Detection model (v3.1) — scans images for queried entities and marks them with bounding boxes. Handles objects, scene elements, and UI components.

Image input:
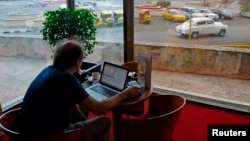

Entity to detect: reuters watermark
[208,124,250,141]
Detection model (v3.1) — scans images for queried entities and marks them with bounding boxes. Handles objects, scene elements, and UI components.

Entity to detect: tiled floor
[0,57,249,113]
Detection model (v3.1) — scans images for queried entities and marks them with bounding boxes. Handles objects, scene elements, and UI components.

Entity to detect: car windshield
[205,10,213,13]
[190,9,200,13]
[171,11,179,14]
[220,10,227,14]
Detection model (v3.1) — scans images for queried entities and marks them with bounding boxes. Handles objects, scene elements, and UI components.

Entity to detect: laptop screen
[99,62,129,91]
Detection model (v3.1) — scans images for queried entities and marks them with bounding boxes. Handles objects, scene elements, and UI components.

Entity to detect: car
[179,7,205,18]
[178,10,191,19]
[241,11,250,18]
[80,1,97,7]
[175,17,228,38]
[162,9,186,22]
[27,0,46,7]
[77,3,95,10]
[210,9,234,20]
[59,2,81,9]
[60,2,94,11]
[199,9,219,20]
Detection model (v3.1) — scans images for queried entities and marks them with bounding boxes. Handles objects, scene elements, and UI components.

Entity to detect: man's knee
[98,116,111,130]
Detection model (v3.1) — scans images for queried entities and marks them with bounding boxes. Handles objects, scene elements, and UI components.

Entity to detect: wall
[134,42,250,80]
[1,36,250,80]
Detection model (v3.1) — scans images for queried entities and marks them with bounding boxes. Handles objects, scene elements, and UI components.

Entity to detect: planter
[74,61,101,83]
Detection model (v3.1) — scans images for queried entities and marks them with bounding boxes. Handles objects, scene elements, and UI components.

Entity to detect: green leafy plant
[41,8,98,55]
[156,0,171,8]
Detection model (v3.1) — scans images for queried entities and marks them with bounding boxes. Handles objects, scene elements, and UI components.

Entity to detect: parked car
[210,9,234,20]
[162,9,186,22]
[59,2,81,9]
[77,3,95,10]
[241,11,250,18]
[178,10,191,19]
[175,17,228,38]
[179,7,205,18]
[27,0,46,7]
[81,1,97,7]
[199,9,219,20]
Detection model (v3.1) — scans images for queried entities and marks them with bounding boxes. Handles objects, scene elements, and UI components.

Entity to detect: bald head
[53,39,84,70]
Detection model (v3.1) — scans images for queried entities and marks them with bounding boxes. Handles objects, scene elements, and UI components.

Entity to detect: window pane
[0,0,124,108]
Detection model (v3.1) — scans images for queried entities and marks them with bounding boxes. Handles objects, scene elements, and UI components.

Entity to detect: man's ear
[77,59,82,68]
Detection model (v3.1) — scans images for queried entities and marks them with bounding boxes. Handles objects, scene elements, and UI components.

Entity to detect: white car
[199,9,219,20]
[77,3,94,10]
[27,0,46,7]
[80,1,97,7]
[175,17,228,38]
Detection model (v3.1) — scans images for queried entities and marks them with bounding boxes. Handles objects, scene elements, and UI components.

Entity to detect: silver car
[200,9,219,20]
[179,7,205,18]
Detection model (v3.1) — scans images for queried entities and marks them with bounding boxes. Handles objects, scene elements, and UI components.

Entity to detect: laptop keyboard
[90,85,117,97]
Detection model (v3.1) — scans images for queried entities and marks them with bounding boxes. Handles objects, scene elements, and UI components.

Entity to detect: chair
[121,61,138,73]
[0,108,86,141]
[114,94,186,141]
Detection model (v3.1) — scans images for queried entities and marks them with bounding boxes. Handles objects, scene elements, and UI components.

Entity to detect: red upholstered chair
[121,61,138,73]
[0,108,86,141]
[115,94,186,141]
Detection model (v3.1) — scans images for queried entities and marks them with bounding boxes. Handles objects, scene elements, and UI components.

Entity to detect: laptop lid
[99,62,129,91]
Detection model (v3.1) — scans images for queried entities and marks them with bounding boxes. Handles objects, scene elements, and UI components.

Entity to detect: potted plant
[40,8,101,82]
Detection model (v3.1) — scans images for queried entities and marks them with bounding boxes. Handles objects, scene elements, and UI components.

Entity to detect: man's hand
[121,86,141,99]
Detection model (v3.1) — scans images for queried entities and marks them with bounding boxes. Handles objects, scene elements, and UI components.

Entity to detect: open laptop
[85,62,129,101]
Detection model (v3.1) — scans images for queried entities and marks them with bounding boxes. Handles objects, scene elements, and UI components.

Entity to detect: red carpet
[171,101,250,141]
[1,101,249,141]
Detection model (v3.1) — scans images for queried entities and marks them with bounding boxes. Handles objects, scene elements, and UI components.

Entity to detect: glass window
[0,0,125,108]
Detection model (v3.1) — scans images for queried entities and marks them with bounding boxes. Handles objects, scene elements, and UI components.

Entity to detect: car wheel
[218,29,226,37]
[172,18,175,22]
[192,32,199,38]
[221,16,225,20]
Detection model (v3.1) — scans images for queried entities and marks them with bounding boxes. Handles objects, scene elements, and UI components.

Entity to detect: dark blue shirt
[19,65,89,135]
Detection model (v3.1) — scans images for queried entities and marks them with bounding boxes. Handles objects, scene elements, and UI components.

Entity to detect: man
[18,39,140,141]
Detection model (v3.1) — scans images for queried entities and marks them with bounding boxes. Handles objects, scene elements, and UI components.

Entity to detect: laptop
[85,62,129,101]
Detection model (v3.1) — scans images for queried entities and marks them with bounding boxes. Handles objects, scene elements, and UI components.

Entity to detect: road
[133,16,250,45]
[0,0,250,45]
[95,15,250,45]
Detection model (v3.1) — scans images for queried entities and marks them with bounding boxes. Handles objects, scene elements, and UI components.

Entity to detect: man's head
[53,39,84,71]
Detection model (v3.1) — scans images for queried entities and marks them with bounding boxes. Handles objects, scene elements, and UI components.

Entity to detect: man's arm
[79,86,140,115]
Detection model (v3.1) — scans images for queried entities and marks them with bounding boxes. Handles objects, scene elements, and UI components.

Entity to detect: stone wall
[134,42,250,80]
[1,36,250,79]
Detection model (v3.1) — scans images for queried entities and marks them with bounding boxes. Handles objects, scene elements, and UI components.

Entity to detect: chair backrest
[0,108,86,141]
[121,61,138,73]
[116,94,186,141]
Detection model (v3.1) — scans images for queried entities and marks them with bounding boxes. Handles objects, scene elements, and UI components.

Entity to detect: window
[0,0,125,108]
[207,20,214,24]
[197,21,206,25]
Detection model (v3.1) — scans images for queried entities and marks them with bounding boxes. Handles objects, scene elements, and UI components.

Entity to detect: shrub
[156,0,171,8]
